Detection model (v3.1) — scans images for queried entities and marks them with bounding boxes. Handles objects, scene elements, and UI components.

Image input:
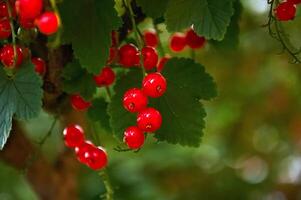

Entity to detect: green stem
[99,170,114,200]
[48,0,62,48]
[190,49,196,60]
[5,0,17,67]
[154,24,165,57]
[125,0,146,77]
[105,87,112,102]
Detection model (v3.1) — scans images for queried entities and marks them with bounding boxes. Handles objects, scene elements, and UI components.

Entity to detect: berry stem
[99,170,114,200]
[105,86,112,102]
[125,0,146,77]
[5,0,17,67]
[190,48,196,60]
[154,24,165,56]
[48,0,62,48]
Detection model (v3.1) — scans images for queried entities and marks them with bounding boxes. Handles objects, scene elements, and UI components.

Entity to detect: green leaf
[210,0,242,50]
[87,98,111,132]
[108,59,217,147]
[108,69,142,140]
[165,0,234,40]
[62,59,96,100]
[59,0,122,74]
[0,63,43,149]
[136,0,169,19]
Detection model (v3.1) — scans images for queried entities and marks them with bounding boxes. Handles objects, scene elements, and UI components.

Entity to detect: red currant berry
[0,19,11,39]
[288,0,301,5]
[142,73,167,98]
[170,32,186,52]
[75,141,94,164]
[186,28,206,49]
[19,16,34,29]
[142,46,158,70]
[35,11,59,35]
[123,88,148,113]
[86,146,108,170]
[0,44,23,68]
[63,124,85,148]
[0,1,16,19]
[15,0,43,20]
[137,107,162,132]
[118,43,140,67]
[70,94,91,111]
[94,66,115,87]
[31,57,46,76]
[123,126,145,149]
[143,29,158,47]
[157,55,171,72]
[275,2,296,21]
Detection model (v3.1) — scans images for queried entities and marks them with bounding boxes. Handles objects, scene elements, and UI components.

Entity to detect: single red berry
[143,29,158,47]
[0,1,16,19]
[123,126,145,149]
[118,43,140,67]
[142,73,167,98]
[186,28,206,49]
[94,66,115,87]
[15,0,43,20]
[0,19,11,39]
[170,32,186,52]
[31,57,46,76]
[0,44,23,67]
[63,124,85,148]
[142,46,158,70]
[86,146,108,170]
[157,55,171,72]
[137,107,162,132]
[35,11,59,35]
[75,141,94,164]
[19,16,35,29]
[70,94,91,111]
[123,88,148,113]
[275,2,296,21]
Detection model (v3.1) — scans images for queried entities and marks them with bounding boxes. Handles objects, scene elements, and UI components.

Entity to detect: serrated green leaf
[87,98,111,132]
[165,0,234,40]
[59,0,122,74]
[108,59,217,147]
[210,0,242,50]
[0,63,43,149]
[62,59,96,99]
[136,0,169,19]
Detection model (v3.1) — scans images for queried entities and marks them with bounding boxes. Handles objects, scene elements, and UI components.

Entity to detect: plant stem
[5,0,17,67]
[99,170,114,200]
[48,0,62,48]
[105,86,112,102]
[125,0,146,77]
[154,24,165,56]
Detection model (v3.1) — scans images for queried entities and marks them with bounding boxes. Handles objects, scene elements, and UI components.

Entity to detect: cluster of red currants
[63,124,108,170]
[169,28,206,52]
[275,0,301,21]
[0,0,59,74]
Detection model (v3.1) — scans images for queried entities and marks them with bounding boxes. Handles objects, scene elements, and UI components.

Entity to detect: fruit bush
[1,0,301,199]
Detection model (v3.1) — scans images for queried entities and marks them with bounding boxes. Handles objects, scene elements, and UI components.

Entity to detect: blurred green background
[2,0,301,199]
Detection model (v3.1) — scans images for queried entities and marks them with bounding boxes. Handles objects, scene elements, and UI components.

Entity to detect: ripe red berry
[157,55,171,72]
[142,46,158,70]
[15,0,43,20]
[142,73,167,98]
[31,57,46,76]
[63,124,85,148]
[0,1,16,19]
[288,0,301,4]
[275,2,296,21]
[0,19,11,39]
[86,146,108,170]
[35,11,59,35]
[137,107,162,132]
[70,94,91,111]
[118,43,140,67]
[170,32,186,52]
[123,126,145,149]
[186,29,206,49]
[143,29,158,47]
[19,16,34,29]
[0,44,23,67]
[123,88,148,113]
[75,141,94,164]
[94,66,115,87]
